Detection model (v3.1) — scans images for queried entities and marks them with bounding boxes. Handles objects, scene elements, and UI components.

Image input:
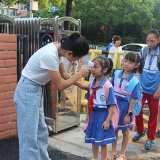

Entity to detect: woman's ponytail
[60,32,89,57]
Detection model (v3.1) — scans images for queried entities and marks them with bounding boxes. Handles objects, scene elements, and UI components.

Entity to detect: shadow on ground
[0,136,88,160]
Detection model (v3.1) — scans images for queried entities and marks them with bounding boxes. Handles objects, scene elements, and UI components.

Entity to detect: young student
[108,52,142,160]
[14,33,90,160]
[105,35,117,58]
[85,56,116,160]
[108,36,123,69]
[132,29,160,150]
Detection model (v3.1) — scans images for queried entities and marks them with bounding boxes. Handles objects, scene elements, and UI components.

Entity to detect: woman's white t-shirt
[108,46,123,63]
[22,43,61,85]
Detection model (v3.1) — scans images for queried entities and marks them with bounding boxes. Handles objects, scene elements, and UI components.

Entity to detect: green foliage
[2,0,160,45]
[0,0,15,7]
[152,0,160,29]
[72,0,155,44]
[25,6,66,18]
[0,0,66,9]
[121,36,136,45]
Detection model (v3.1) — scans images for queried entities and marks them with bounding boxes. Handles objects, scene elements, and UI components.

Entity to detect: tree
[72,0,155,43]
[0,0,66,9]
[1,0,73,30]
[64,0,72,30]
[152,0,160,30]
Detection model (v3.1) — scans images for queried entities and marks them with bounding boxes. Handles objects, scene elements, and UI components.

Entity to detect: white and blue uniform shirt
[85,76,116,108]
[140,46,160,95]
[110,70,138,101]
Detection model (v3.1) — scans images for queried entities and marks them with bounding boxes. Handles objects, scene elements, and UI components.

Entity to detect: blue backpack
[114,70,142,116]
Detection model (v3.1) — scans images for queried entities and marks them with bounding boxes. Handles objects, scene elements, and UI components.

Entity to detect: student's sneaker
[145,139,154,150]
[132,130,146,142]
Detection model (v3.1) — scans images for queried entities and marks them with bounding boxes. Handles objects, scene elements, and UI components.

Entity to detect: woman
[14,33,90,160]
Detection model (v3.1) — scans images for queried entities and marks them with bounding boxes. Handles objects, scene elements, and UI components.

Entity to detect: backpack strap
[89,80,111,101]
[114,70,121,81]
[157,46,160,70]
[142,46,148,62]
[89,81,93,88]
[142,46,160,70]
[104,80,111,102]
[127,76,139,102]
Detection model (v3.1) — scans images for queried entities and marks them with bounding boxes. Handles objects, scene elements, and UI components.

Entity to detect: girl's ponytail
[138,56,143,75]
[106,58,113,75]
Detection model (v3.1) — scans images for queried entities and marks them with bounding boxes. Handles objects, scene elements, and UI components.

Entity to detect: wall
[0,33,17,140]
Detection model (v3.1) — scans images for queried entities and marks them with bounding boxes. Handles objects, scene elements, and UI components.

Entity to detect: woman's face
[66,52,80,62]
[115,40,121,46]
[146,33,159,50]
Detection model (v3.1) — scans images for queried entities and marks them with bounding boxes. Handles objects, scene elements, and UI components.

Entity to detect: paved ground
[47,103,160,160]
[1,54,160,160]
[0,136,88,160]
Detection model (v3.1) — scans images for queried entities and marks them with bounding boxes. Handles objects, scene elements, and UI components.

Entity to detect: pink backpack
[88,80,119,130]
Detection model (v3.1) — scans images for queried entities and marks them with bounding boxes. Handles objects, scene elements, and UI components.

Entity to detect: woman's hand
[102,120,110,130]
[123,114,130,124]
[80,84,90,90]
[79,66,90,77]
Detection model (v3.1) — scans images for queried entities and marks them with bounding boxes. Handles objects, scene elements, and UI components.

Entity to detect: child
[108,52,142,160]
[85,56,116,160]
[132,29,160,150]
[108,36,123,69]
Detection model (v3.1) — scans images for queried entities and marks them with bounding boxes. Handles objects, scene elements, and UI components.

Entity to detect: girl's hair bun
[69,32,80,39]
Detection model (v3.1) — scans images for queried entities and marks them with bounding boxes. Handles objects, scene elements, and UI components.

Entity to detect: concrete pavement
[48,114,160,160]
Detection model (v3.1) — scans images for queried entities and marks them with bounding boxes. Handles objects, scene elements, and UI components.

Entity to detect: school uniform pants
[14,76,51,160]
[135,92,159,140]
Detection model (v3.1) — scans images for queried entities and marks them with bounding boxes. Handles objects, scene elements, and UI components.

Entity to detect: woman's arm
[47,64,89,91]
[59,62,82,87]
[59,62,89,90]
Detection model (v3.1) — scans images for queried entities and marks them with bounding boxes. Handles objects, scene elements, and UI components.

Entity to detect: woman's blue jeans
[14,76,51,160]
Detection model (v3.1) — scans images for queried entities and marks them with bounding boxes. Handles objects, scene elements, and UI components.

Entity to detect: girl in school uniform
[85,56,116,160]
[108,52,143,160]
[132,29,160,150]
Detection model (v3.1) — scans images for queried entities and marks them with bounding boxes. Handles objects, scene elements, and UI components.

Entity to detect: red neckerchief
[88,86,100,114]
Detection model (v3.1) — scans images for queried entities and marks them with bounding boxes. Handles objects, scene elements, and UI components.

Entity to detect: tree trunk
[64,0,73,30]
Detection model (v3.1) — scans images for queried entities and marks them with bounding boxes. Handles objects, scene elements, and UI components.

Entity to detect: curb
[126,150,160,160]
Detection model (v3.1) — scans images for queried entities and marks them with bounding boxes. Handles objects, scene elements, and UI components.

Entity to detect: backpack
[114,70,142,116]
[142,46,160,70]
[88,80,120,130]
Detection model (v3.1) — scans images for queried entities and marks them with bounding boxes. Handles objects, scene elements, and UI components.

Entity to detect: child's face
[91,60,103,77]
[146,33,159,50]
[123,58,138,72]
[115,40,121,46]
